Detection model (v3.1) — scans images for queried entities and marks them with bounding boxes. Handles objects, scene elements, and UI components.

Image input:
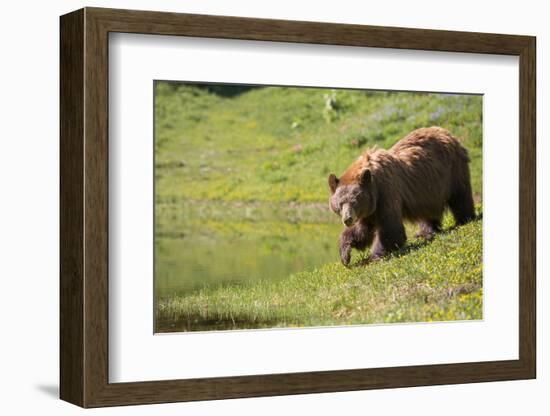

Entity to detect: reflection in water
[155,221,341,300]
[154,200,343,331]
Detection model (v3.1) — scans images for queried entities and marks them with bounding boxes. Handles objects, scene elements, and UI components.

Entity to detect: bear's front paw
[369,245,385,262]
[415,230,435,240]
[339,243,352,267]
[369,253,383,262]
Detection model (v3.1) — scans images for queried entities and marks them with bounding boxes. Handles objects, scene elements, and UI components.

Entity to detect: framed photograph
[60,7,536,408]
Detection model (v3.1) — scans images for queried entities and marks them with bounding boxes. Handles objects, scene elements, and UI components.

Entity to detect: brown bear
[328,126,475,266]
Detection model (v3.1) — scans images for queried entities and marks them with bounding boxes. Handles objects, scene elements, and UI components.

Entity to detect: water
[155,218,342,300]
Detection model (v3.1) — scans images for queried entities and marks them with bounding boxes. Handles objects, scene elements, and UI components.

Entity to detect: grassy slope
[155,84,482,205]
[157,215,482,331]
[155,83,483,331]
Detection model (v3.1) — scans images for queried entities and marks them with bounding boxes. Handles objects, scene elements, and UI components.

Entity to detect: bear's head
[328,169,377,227]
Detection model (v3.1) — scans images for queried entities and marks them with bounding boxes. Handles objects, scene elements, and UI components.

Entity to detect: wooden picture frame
[60,7,536,408]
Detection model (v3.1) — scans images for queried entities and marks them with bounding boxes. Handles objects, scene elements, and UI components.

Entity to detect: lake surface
[155,221,341,299]
[154,201,342,317]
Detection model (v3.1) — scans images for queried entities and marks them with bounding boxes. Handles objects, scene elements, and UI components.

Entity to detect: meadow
[154,82,483,332]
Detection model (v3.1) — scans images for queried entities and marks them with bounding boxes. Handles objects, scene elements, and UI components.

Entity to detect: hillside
[154,83,483,332]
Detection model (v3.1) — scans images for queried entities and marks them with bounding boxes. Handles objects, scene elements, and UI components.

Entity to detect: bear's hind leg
[448,157,475,225]
[448,181,475,226]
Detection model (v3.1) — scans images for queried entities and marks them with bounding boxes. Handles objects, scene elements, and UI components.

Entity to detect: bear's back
[386,126,469,220]
[390,126,466,163]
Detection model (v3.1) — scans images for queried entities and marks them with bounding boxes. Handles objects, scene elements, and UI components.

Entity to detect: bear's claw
[340,244,351,267]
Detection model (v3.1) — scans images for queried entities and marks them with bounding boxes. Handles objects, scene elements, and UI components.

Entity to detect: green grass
[157,212,482,332]
[154,83,483,332]
[155,84,482,204]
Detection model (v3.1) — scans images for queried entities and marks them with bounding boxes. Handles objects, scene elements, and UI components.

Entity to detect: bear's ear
[360,169,372,186]
[328,173,339,194]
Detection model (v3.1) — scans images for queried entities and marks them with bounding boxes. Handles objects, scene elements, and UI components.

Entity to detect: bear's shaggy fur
[328,126,475,266]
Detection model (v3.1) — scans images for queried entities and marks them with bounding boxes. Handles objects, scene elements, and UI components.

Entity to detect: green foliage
[155,84,483,204]
[154,83,483,332]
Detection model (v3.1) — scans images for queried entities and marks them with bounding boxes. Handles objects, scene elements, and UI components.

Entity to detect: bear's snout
[341,203,356,227]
